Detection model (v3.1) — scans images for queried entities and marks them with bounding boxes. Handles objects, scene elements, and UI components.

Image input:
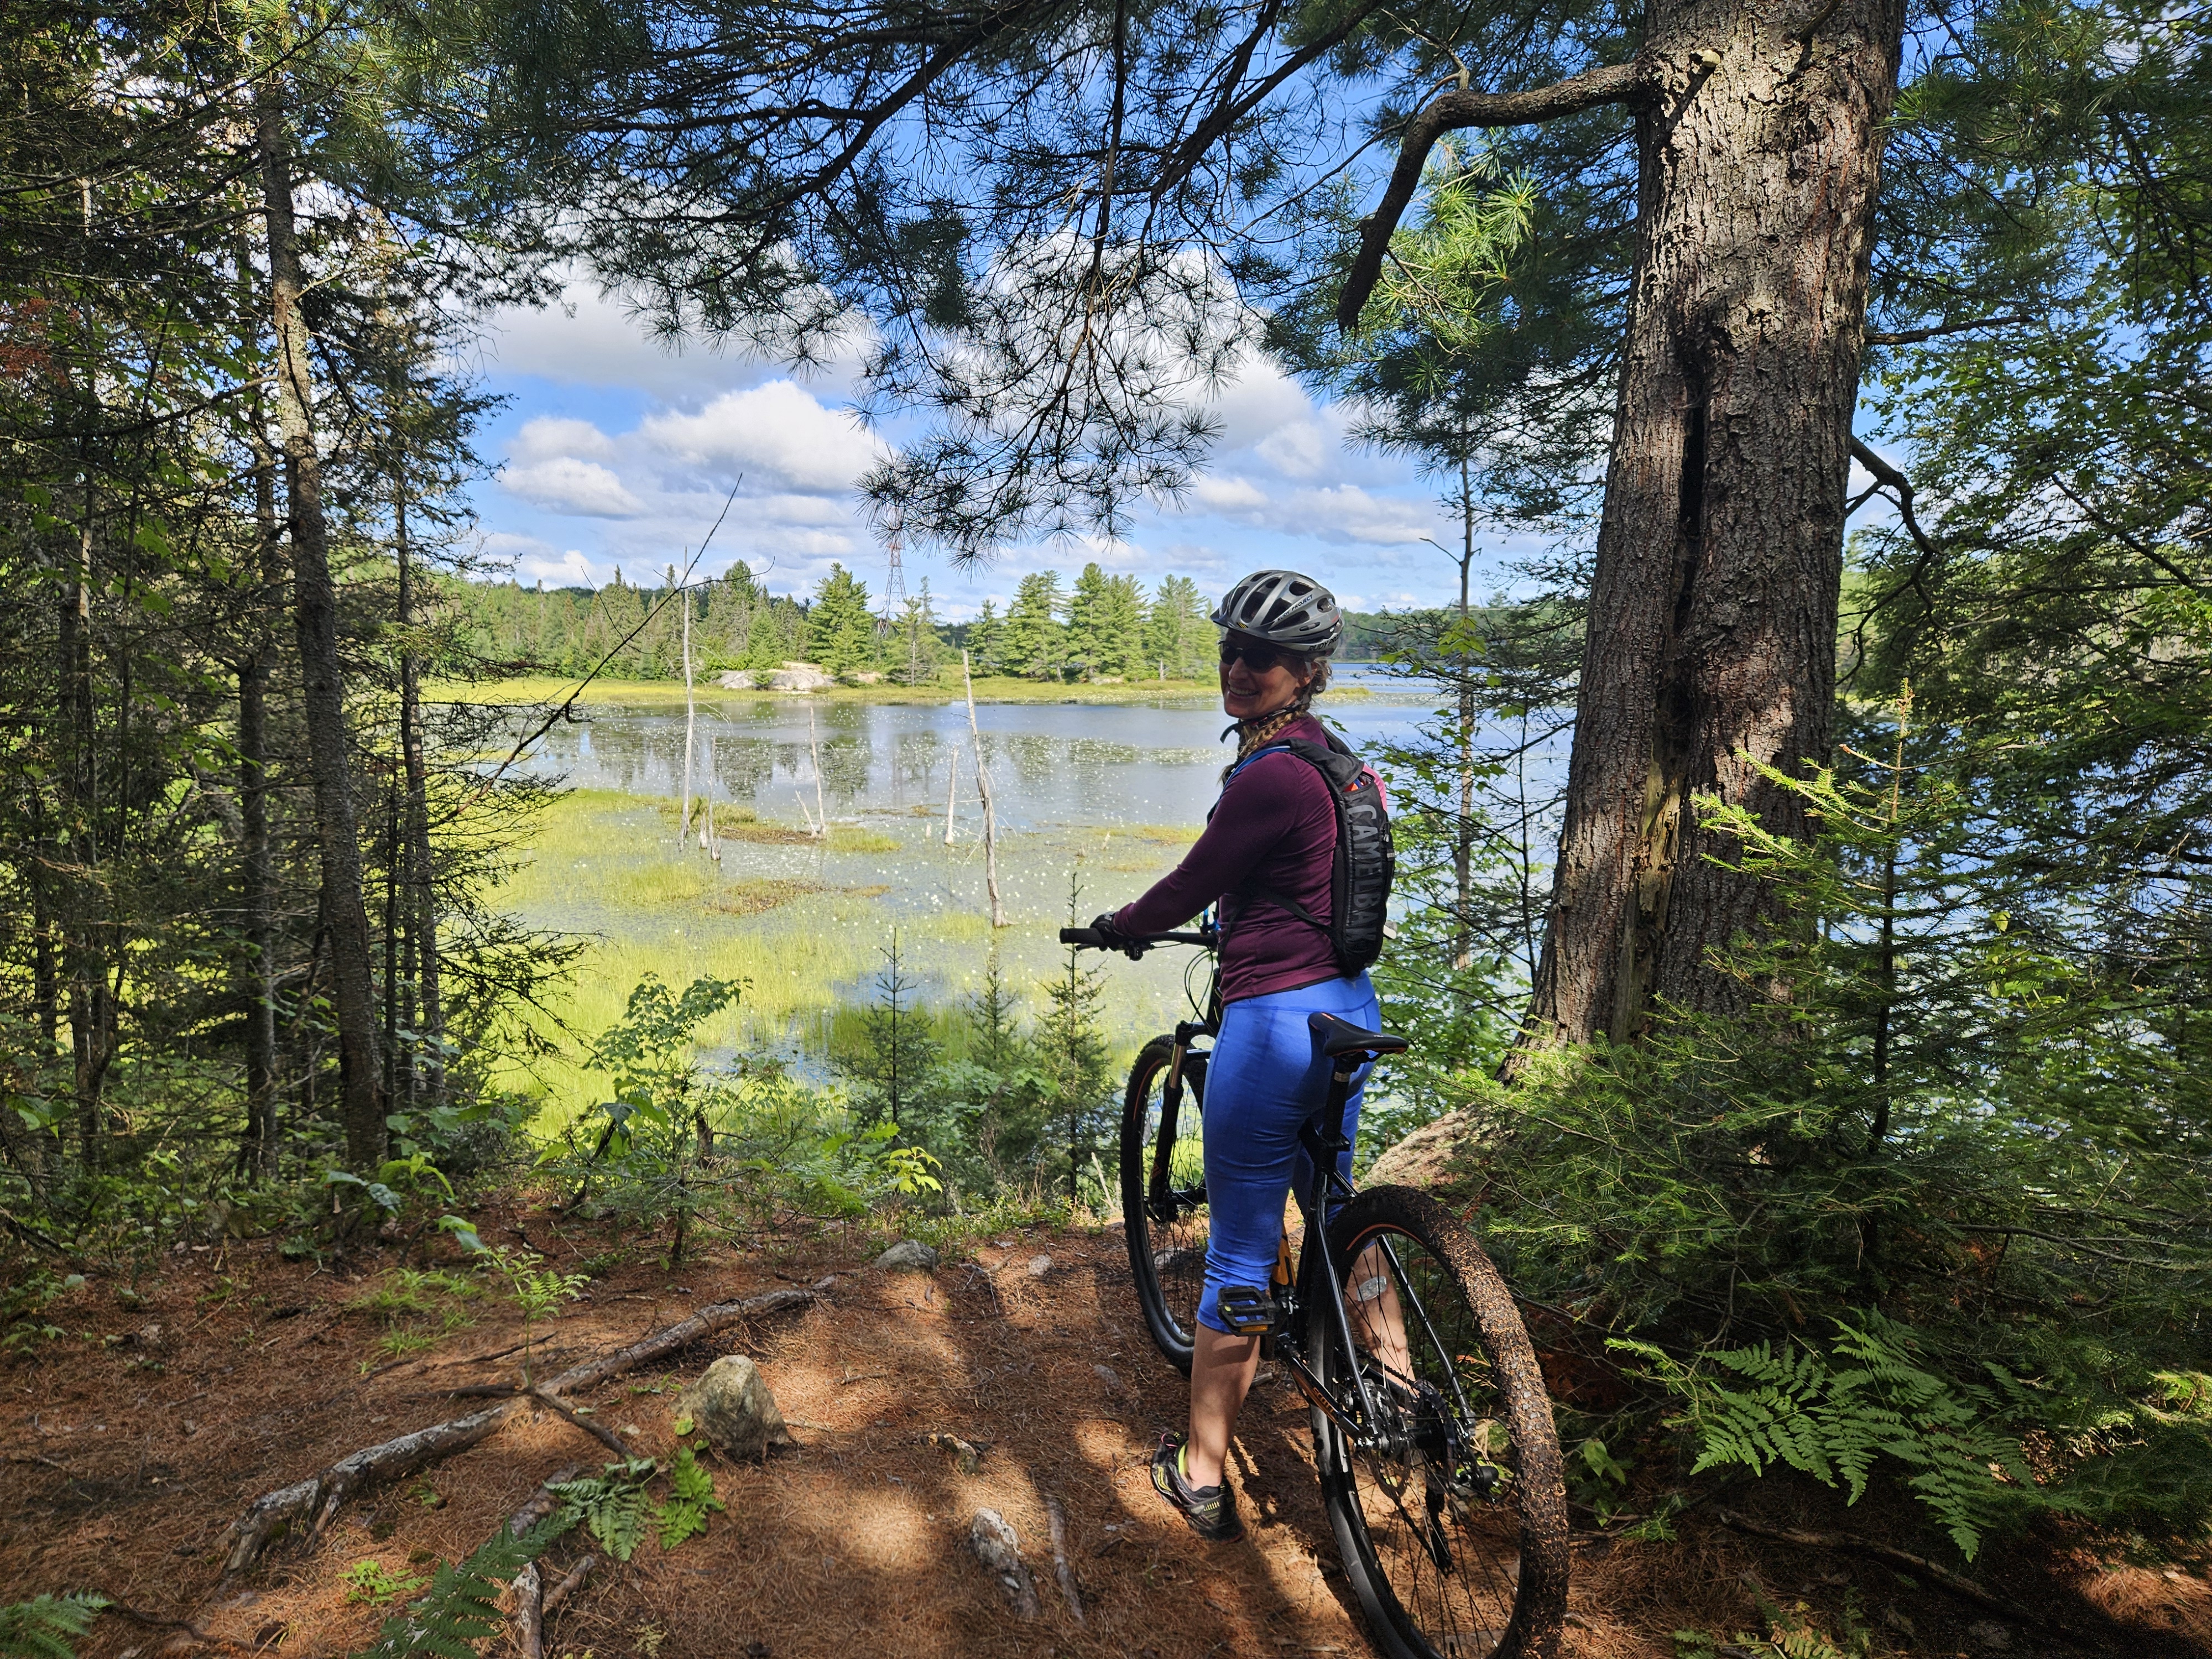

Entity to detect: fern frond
[654,1446,726,1549]
[550,1459,658,1563]
[354,1514,570,1658]
[0,1595,108,1659]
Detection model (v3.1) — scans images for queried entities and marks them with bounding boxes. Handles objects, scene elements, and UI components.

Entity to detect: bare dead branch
[219,1277,830,1575]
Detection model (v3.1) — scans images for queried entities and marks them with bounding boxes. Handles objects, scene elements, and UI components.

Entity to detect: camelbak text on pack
[1225,732,1395,974]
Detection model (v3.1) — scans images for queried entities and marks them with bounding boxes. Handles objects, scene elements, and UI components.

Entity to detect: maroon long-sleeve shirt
[1114,715,1378,1004]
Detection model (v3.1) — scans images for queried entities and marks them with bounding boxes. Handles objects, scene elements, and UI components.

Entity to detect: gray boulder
[968,1509,1040,1618]
[874,1239,940,1274]
[768,662,834,692]
[673,1355,792,1460]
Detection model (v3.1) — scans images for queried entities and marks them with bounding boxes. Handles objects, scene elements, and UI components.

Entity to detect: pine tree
[1100,574,1147,677]
[999,570,1066,679]
[839,930,940,1130]
[1063,561,1113,677]
[806,563,877,675]
[933,951,1048,1193]
[966,598,1004,674]
[894,579,947,685]
[1037,878,1117,1204]
[1146,575,1213,679]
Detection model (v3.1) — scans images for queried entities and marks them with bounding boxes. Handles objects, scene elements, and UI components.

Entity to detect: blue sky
[461,275,1513,619]
[463,277,1902,620]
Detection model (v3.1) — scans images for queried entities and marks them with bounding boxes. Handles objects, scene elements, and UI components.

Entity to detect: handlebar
[1060,925,1217,958]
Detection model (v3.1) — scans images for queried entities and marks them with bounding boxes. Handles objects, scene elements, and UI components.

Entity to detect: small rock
[875,1239,940,1274]
[1093,1364,1123,1396]
[1027,1254,1052,1278]
[931,1432,983,1474]
[969,1509,1041,1618]
[180,1419,199,1436]
[673,1355,792,1460]
[1967,1620,2011,1652]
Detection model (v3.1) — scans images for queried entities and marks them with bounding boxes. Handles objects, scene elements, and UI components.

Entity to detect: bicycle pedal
[1215,1284,1277,1336]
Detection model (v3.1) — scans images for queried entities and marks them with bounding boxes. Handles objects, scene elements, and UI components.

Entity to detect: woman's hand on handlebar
[1058,913,1147,958]
[1058,918,1218,957]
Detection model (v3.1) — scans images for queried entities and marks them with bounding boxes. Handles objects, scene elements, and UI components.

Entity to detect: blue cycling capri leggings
[1195,972,1381,1336]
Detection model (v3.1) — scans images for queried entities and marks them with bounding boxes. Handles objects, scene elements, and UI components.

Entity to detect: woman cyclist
[1092,568,1387,1542]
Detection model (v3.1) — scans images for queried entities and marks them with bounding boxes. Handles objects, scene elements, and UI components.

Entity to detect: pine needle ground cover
[7,1221,2207,1659]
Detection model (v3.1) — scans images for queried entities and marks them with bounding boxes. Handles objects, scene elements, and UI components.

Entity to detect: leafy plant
[549,1459,658,1562]
[342,1560,430,1605]
[474,1248,587,1387]
[1,1272,81,1359]
[654,1445,726,1549]
[1619,1316,2035,1558]
[352,1514,570,1658]
[550,1450,726,1560]
[0,1594,108,1659]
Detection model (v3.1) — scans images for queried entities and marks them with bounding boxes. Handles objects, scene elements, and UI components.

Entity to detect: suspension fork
[1147,1019,1211,1213]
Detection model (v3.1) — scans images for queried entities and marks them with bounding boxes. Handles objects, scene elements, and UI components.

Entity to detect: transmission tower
[878,532,907,634]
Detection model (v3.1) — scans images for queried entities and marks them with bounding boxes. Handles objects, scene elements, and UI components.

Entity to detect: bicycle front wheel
[1119,1035,1209,1374]
[1307,1185,1569,1659]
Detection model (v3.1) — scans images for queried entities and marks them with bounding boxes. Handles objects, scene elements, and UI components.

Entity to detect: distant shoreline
[426,672,1380,707]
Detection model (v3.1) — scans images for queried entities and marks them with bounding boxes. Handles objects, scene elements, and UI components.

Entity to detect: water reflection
[517,685,1454,831]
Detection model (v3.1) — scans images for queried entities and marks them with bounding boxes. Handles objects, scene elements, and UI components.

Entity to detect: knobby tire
[1307,1185,1569,1659]
[1120,1035,1209,1375]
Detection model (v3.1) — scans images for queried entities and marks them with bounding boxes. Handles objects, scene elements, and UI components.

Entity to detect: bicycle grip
[1060,926,1108,947]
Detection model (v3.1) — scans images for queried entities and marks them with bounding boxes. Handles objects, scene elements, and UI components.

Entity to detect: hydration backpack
[1224,731,1396,974]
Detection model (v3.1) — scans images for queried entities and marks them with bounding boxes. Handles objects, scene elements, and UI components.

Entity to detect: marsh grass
[491,787,1208,1131]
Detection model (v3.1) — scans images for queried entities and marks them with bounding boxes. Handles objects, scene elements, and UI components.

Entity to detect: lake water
[491,672,1542,1098]
[520,667,1448,831]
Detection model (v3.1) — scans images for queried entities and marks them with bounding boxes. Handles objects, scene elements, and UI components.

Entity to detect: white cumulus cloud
[639,381,882,492]
[502,456,645,518]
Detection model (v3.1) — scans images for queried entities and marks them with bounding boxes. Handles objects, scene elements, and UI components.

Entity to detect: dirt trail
[3,1223,2208,1658]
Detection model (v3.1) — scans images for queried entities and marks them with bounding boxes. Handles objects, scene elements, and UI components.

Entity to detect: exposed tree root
[1714,1508,2069,1635]
[219,1277,832,1575]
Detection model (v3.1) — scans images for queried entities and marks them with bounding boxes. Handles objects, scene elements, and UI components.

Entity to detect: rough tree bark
[239,369,281,1175]
[1343,1,1904,1048]
[1527,1,1904,1044]
[397,467,445,1108]
[255,82,384,1166]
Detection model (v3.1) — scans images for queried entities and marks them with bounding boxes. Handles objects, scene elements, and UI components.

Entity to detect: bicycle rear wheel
[1119,1035,1209,1374]
[1307,1185,1569,1659]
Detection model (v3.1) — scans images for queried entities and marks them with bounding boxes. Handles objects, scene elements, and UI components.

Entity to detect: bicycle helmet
[1211,569,1342,655]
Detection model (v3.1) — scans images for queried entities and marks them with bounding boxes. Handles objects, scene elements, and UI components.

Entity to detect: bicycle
[1062,921,1571,1659]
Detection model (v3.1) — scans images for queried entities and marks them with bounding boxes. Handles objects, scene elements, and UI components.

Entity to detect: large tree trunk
[240,382,281,1176]
[395,474,445,1108]
[256,85,383,1166]
[1520,2,1903,1046]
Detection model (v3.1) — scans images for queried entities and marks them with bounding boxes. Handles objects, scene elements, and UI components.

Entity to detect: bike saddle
[1308,1011,1410,1058]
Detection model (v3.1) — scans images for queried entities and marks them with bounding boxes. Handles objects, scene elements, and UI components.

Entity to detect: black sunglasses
[1219,638,1291,672]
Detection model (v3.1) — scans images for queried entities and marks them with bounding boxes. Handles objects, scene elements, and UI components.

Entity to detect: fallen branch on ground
[1045,1495,1084,1625]
[220,1278,832,1574]
[1714,1509,2063,1632]
[508,1469,579,1659]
